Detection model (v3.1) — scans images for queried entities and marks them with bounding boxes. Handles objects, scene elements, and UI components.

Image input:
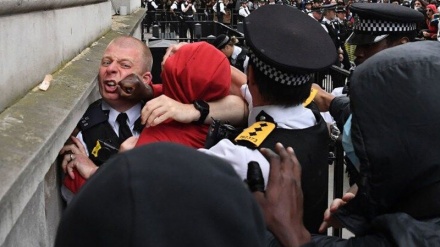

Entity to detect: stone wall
[0,2,145,245]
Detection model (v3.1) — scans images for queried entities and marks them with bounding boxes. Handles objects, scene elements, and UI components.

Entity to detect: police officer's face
[354,39,389,66]
[327,10,336,20]
[221,44,234,58]
[312,11,323,19]
[337,12,346,20]
[99,40,147,107]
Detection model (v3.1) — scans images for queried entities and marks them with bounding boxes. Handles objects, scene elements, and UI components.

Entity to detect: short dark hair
[249,61,312,107]
[386,30,417,45]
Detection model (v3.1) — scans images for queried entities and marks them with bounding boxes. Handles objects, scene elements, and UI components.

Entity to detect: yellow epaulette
[234,121,276,149]
[303,88,317,107]
[91,140,102,158]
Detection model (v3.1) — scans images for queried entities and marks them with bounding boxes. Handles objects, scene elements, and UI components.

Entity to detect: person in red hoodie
[135,41,232,148]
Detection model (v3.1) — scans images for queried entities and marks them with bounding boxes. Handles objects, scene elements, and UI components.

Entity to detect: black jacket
[310,41,440,247]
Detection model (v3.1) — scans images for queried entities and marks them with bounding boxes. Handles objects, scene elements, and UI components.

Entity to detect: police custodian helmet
[243,5,337,86]
[346,3,424,45]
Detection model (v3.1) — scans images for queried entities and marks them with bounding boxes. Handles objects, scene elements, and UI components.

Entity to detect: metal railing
[142,19,244,43]
[147,8,242,28]
[316,65,350,238]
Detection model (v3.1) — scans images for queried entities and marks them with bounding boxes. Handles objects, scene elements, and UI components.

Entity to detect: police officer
[321,4,349,88]
[303,0,313,13]
[59,36,154,202]
[145,0,159,33]
[314,3,424,127]
[181,0,197,42]
[312,2,425,203]
[170,0,183,35]
[212,34,250,73]
[238,0,251,21]
[336,5,352,70]
[200,5,337,233]
[213,0,226,23]
[259,38,440,247]
[309,4,324,23]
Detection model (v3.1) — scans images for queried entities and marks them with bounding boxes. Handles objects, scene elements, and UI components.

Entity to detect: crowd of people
[56,2,440,247]
[141,0,440,57]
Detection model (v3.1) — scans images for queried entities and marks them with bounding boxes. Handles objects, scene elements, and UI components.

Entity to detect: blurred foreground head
[55,143,265,247]
[346,41,440,220]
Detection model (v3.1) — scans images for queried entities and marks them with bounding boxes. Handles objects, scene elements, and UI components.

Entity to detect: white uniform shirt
[239,6,251,17]
[181,2,197,14]
[171,1,179,11]
[199,84,316,187]
[213,1,226,14]
[230,46,250,74]
[77,101,142,155]
[146,0,159,10]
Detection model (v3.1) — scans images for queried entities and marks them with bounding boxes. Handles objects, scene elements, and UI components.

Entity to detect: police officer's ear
[400,36,409,44]
[140,71,153,85]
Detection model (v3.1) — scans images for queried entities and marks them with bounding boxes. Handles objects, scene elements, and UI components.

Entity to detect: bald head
[108,36,153,73]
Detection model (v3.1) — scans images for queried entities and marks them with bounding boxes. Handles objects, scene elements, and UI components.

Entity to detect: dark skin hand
[254,143,311,247]
[311,83,335,112]
[118,73,154,102]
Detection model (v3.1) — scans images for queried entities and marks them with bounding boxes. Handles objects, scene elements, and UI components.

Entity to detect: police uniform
[180,0,196,42]
[321,4,341,47]
[200,5,337,234]
[239,0,251,20]
[145,0,159,33]
[76,99,143,166]
[321,4,348,88]
[170,0,182,34]
[303,0,313,14]
[335,5,352,70]
[230,46,249,74]
[61,99,143,203]
[212,34,250,73]
[310,6,327,31]
[213,0,226,23]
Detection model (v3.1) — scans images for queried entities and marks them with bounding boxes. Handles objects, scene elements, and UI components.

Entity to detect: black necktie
[116,113,133,142]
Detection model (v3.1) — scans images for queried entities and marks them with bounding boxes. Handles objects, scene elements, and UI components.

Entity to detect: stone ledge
[0,9,145,246]
[0,0,107,16]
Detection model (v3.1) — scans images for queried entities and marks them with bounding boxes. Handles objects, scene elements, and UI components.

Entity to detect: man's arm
[311,83,335,112]
[141,94,248,127]
[312,83,351,129]
[328,96,351,131]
